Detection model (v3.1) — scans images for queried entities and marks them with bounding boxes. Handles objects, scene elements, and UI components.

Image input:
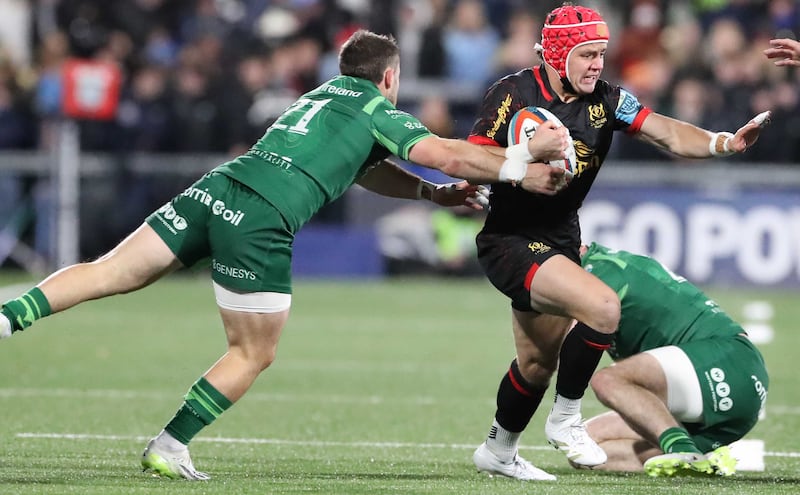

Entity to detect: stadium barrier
[1,150,798,287]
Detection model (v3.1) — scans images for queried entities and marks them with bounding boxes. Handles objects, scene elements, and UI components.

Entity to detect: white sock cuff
[486,419,521,461]
[552,395,582,417]
[0,314,11,339]
[157,430,188,451]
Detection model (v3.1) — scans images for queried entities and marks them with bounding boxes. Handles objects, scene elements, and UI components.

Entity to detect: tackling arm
[356,160,489,209]
[406,135,566,195]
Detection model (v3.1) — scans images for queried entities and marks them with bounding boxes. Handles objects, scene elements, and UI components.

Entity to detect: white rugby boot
[473,442,556,481]
[0,314,12,339]
[545,413,607,467]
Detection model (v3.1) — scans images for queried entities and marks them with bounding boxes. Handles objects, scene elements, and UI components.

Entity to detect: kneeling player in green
[577,243,768,477]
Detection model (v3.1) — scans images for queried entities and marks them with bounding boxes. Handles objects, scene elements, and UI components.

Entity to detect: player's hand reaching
[429,181,490,210]
[727,111,771,153]
[764,38,800,67]
[528,121,572,163]
[519,162,567,195]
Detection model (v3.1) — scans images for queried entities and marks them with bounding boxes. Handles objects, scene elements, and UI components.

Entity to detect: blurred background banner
[582,184,800,288]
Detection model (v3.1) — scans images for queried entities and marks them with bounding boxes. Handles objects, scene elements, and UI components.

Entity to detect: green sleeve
[366,97,433,160]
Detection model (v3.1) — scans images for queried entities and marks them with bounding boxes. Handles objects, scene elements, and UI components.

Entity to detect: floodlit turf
[0,273,798,494]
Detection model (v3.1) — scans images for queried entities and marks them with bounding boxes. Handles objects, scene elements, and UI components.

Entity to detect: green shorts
[680,335,769,452]
[146,171,294,293]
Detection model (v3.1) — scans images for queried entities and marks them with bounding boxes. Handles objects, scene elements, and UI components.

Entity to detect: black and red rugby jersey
[468,65,651,234]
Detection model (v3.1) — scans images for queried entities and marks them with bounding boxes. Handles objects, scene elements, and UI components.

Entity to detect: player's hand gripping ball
[508,106,577,183]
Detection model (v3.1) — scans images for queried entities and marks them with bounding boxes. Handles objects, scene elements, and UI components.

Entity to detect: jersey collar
[533,65,554,102]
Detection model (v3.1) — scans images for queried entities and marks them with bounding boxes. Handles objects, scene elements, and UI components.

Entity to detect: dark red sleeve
[626,106,653,134]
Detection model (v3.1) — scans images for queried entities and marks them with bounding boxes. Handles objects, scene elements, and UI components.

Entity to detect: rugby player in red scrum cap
[468,2,770,480]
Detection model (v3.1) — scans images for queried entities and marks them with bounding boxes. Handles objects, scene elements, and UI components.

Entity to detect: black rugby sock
[555,322,614,399]
[494,358,548,432]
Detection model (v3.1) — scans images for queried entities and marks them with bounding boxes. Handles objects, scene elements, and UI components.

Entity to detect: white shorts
[644,346,703,423]
[213,281,291,313]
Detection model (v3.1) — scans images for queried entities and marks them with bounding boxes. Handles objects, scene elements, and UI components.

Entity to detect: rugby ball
[507,106,576,181]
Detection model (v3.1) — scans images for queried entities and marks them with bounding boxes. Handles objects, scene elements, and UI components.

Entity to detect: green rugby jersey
[215,76,433,232]
[581,242,744,360]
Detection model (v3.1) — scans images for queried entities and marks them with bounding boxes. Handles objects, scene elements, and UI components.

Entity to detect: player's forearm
[356,160,423,199]
[415,137,519,183]
[674,124,722,158]
[407,135,563,194]
[640,114,733,159]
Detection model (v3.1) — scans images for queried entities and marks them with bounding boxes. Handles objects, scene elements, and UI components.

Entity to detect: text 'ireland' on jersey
[215,75,433,232]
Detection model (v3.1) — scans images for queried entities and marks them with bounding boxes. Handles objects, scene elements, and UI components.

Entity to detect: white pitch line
[14,432,800,459]
[15,432,551,452]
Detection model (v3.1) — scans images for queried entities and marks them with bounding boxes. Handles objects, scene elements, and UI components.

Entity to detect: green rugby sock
[659,427,702,454]
[1,287,52,332]
[165,377,233,445]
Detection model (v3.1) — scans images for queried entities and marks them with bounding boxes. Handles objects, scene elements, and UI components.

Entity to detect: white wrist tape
[416,179,435,200]
[752,111,771,128]
[709,132,735,157]
[505,143,534,162]
[499,159,528,183]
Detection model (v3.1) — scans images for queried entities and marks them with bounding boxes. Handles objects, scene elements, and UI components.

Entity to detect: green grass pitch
[0,272,798,494]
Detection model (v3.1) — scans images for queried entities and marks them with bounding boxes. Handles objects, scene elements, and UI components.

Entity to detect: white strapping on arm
[505,143,534,162]
[498,159,528,183]
[709,131,735,157]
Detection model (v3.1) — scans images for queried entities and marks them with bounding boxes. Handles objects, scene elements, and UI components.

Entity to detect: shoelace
[567,420,591,443]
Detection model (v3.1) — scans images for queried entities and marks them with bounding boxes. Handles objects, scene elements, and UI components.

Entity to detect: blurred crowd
[0,0,797,161]
[0,0,797,268]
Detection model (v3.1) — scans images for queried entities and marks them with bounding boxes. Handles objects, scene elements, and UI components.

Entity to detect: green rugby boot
[141,437,210,481]
[706,445,737,476]
[644,452,712,477]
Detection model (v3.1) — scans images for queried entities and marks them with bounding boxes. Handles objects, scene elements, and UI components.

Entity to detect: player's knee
[250,342,278,371]
[588,290,620,333]
[590,367,620,407]
[230,340,278,372]
[252,349,278,373]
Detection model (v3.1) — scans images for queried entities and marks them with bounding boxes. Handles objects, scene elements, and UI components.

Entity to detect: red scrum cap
[540,4,609,79]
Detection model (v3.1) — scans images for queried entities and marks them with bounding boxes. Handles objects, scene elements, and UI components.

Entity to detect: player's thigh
[476,231,618,327]
[205,178,293,294]
[530,255,619,325]
[147,172,218,267]
[476,231,576,314]
[148,171,294,293]
[586,411,644,443]
[96,222,182,287]
[600,352,669,401]
[642,346,702,422]
[219,306,289,357]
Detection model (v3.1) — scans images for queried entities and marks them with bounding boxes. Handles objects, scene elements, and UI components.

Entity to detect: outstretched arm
[634,111,771,159]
